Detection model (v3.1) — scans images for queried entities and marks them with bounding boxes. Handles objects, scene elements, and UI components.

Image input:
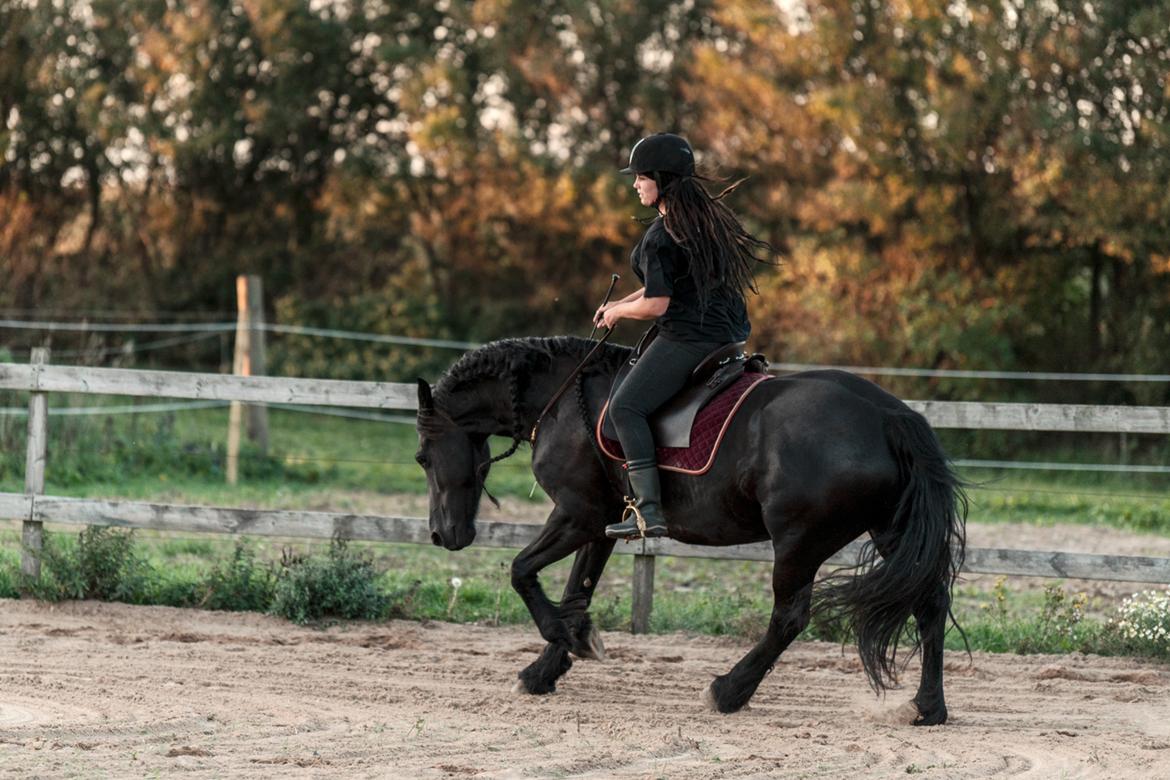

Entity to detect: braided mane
[422,336,630,508]
[433,336,629,408]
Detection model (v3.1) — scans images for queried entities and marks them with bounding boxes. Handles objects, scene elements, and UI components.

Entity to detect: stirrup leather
[621,495,648,538]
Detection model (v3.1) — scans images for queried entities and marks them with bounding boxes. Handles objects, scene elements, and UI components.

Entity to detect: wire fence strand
[6,316,1170,381]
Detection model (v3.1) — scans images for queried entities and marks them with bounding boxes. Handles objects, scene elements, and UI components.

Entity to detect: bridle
[426,275,622,507]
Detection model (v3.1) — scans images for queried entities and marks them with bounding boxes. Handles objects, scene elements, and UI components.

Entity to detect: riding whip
[587,274,621,342]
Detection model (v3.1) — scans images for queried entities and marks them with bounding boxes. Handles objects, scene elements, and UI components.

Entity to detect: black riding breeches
[609,336,721,465]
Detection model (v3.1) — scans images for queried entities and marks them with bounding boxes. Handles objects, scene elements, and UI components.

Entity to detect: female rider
[595,133,773,540]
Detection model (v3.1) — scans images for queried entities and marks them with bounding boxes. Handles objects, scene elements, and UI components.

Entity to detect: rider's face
[633,174,658,207]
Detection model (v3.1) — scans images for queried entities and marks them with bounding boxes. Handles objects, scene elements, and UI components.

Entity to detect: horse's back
[743,369,907,502]
[753,368,910,439]
[779,369,912,413]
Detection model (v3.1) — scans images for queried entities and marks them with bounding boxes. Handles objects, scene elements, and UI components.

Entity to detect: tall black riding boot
[605,460,669,540]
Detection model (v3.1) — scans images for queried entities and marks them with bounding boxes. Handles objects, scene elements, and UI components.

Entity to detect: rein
[529,328,614,446]
[529,273,620,446]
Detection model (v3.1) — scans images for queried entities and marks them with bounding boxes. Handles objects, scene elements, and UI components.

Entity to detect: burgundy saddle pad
[596,372,773,474]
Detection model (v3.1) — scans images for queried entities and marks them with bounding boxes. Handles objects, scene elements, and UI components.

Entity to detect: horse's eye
[415,452,430,468]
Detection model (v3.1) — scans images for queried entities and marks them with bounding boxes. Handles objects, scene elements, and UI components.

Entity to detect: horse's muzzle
[431,526,476,551]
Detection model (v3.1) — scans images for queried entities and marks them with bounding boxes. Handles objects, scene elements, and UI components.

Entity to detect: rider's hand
[601,305,623,330]
[593,304,610,326]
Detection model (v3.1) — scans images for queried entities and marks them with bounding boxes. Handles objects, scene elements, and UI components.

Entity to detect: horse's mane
[433,336,630,407]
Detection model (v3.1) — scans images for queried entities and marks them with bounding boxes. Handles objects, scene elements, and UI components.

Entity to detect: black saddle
[600,330,751,448]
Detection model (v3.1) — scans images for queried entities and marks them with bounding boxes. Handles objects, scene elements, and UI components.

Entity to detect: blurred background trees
[2,0,1168,397]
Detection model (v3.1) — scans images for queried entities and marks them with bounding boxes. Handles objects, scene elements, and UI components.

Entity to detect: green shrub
[964,578,1108,655]
[21,527,153,602]
[271,539,390,624]
[590,593,629,632]
[0,555,18,598]
[151,573,203,608]
[81,527,147,600]
[199,540,277,612]
[803,604,856,644]
[1011,583,1092,654]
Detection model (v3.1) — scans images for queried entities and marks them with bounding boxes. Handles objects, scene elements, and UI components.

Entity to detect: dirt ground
[1,593,1168,779]
[3,515,1170,778]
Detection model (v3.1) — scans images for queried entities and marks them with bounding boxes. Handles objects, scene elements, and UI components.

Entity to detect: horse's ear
[416,378,434,413]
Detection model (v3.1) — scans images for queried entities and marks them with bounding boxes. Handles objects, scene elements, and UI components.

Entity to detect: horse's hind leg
[705,549,817,714]
[516,539,616,695]
[909,581,950,725]
[869,530,951,725]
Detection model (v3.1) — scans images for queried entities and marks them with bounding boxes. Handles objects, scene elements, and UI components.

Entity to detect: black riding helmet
[620,133,695,177]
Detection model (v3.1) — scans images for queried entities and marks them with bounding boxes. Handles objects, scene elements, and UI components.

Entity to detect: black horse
[414,336,966,724]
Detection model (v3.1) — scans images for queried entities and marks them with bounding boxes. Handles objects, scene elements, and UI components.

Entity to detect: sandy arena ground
[3,514,1170,778]
[1,592,1169,779]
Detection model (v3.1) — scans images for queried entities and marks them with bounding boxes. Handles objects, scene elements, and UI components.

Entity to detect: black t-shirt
[630,218,751,343]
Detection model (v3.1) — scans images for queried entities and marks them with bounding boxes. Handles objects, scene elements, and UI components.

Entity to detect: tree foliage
[2,0,1168,397]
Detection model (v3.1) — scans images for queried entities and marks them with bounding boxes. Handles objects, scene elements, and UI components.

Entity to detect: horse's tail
[814,408,968,692]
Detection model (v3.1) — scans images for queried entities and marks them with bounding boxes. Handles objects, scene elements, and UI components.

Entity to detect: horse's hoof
[573,624,607,662]
[514,672,559,696]
[702,682,719,712]
[912,707,947,726]
[911,696,947,726]
[703,677,751,714]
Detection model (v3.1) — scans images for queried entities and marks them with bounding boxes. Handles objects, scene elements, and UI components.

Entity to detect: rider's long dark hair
[652,171,777,309]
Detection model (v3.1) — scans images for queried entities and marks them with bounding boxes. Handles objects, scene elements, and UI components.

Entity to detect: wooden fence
[4,357,1170,633]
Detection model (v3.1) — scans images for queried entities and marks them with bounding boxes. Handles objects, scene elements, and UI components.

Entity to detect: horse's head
[414,379,490,551]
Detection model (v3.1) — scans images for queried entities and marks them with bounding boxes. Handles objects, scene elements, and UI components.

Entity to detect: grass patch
[945,578,1170,661]
[4,527,1168,663]
[2,394,1169,660]
[964,479,1170,533]
[0,545,19,598]
[6,396,1170,532]
[0,401,544,504]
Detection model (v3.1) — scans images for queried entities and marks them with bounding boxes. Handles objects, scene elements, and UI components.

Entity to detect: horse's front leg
[510,507,595,694]
[516,538,615,695]
[554,537,616,660]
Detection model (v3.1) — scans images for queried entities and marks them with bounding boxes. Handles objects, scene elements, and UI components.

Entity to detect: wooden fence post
[21,347,48,582]
[226,274,268,484]
[631,552,656,634]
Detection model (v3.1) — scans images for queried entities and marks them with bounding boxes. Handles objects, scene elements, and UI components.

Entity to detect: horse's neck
[442,380,523,438]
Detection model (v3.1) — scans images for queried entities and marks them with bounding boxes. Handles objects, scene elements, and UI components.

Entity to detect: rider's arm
[594,288,649,325]
[600,293,669,328]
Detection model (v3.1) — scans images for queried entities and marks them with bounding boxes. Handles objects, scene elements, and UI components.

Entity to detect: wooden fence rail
[4,361,1170,632]
[8,363,1170,431]
[0,364,416,410]
[4,493,1169,584]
